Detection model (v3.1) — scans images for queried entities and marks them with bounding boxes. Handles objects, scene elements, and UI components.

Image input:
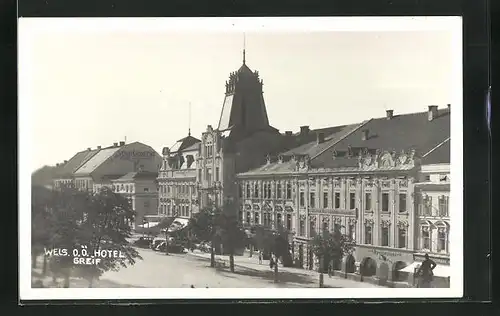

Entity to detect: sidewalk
[187,250,382,288]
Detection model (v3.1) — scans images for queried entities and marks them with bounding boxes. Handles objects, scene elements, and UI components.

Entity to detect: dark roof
[183,142,201,152]
[312,109,450,169]
[422,138,450,164]
[282,123,365,158]
[170,135,201,153]
[54,148,100,178]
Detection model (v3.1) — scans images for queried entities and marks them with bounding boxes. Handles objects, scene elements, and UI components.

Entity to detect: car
[133,236,154,248]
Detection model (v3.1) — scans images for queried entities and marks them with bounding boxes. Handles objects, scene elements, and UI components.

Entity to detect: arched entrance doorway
[378,262,390,283]
[392,261,409,282]
[345,255,356,273]
[360,257,377,276]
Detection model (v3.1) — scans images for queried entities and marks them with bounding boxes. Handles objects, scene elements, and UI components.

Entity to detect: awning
[399,262,451,277]
[137,222,160,228]
[160,218,190,233]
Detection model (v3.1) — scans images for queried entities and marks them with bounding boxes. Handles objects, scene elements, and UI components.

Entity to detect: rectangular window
[335,192,340,209]
[398,228,406,248]
[425,196,433,216]
[349,224,355,240]
[286,214,292,230]
[365,193,372,211]
[300,192,305,207]
[277,213,283,228]
[277,184,282,198]
[215,167,219,182]
[437,230,447,252]
[206,169,212,186]
[364,225,372,244]
[254,184,259,198]
[310,221,316,237]
[263,184,267,198]
[167,205,171,216]
[439,196,449,217]
[144,187,149,192]
[246,184,250,197]
[310,192,315,208]
[424,174,431,181]
[286,183,292,199]
[299,220,305,236]
[334,223,341,232]
[382,193,389,212]
[349,193,356,210]
[399,193,407,213]
[422,227,431,250]
[246,212,251,225]
[381,227,389,246]
[263,212,267,226]
[323,192,328,208]
[267,185,271,199]
[238,184,243,198]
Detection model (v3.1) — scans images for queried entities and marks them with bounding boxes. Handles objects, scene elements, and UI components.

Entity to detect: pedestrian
[190,285,195,288]
[269,257,274,270]
[258,251,262,264]
[416,253,436,288]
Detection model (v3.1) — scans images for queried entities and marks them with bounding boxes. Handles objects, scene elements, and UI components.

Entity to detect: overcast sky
[20,19,458,171]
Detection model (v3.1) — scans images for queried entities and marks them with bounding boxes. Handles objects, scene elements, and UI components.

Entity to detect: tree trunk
[42,255,47,275]
[210,246,215,267]
[274,259,279,283]
[32,254,37,269]
[165,235,170,256]
[229,249,235,272]
[249,244,253,258]
[63,270,70,288]
[88,277,93,288]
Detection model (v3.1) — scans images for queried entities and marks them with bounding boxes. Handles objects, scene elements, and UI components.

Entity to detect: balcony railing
[418,205,449,218]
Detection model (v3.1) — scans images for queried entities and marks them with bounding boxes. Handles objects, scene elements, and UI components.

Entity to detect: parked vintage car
[133,236,154,248]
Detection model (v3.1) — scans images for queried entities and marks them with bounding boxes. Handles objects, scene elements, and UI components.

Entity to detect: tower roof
[217,60,277,136]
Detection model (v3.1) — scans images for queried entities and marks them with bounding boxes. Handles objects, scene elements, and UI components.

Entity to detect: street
[32,247,383,288]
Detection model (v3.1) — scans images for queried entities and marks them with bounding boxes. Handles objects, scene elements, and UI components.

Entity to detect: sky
[20,19,458,171]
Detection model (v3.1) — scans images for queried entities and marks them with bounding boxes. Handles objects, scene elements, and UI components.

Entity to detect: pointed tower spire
[243,33,246,64]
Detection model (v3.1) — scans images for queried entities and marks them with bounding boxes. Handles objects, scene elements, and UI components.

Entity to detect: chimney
[113,142,118,147]
[386,110,394,120]
[428,105,438,121]
[316,132,325,144]
[64,160,68,164]
[119,141,125,146]
[87,147,91,151]
[300,126,310,135]
[361,129,369,141]
[56,163,59,167]
[97,146,101,150]
[447,103,451,110]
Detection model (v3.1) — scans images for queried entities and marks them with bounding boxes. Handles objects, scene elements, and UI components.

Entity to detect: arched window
[420,221,432,251]
[436,221,449,253]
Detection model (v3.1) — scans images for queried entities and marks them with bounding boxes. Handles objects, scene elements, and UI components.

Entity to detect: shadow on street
[217,265,317,286]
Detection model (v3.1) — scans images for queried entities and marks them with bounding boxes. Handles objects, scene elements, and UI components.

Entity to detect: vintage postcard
[19,16,463,300]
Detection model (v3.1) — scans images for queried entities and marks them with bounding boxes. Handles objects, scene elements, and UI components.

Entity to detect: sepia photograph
[19,17,463,300]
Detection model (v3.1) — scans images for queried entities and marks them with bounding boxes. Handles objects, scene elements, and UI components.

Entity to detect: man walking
[258,251,263,264]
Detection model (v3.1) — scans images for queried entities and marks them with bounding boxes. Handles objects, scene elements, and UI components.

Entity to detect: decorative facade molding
[397,220,409,229]
[333,217,342,224]
[380,219,392,228]
[348,217,357,225]
[364,218,374,226]
[321,216,330,223]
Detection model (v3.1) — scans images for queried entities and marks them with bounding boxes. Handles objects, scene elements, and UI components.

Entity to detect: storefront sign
[370,249,404,259]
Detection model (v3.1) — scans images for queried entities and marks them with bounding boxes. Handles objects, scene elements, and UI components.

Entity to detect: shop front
[400,253,451,288]
[348,245,415,286]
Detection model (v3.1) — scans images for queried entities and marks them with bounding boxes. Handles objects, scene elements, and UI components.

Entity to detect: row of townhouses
[45,51,451,287]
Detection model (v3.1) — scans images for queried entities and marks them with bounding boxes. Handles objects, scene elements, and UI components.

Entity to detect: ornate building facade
[237,106,451,287]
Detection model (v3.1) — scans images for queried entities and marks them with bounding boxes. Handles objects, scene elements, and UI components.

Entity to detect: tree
[308,226,356,276]
[31,185,56,273]
[189,201,247,272]
[73,187,142,287]
[32,185,142,287]
[157,214,178,255]
[189,207,218,267]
